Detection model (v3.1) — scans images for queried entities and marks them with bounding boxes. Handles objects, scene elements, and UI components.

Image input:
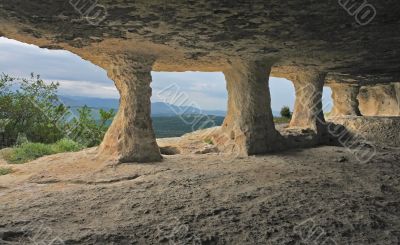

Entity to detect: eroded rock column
[329,83,361,117]
[99,55,162,163]
[358,83,400,116]
[218,59,281,155]
[289,70,327,134]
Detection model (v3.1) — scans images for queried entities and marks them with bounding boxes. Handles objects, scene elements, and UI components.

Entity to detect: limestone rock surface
[330,84,362,117]
[358,83,400,116]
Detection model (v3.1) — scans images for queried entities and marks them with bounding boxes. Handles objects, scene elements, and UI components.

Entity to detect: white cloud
[53,80,119,99]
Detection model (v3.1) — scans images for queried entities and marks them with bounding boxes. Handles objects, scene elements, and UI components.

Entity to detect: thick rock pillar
[358,83,400,116]
[289,70,327,134]
[219,59,281,155]
[99,55,162,163]
[329,83,361,117]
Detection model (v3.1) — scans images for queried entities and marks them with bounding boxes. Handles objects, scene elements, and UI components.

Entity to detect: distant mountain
[60,96,227,117]
[60,96,119,110]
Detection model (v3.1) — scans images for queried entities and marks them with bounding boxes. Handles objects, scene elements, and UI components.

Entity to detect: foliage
[3,139,84,164]
[51,138,85,153]
[5,142,53,164]
[280,106,292,119]
[0,167,13,176]
[68,106,115,147]
[0,73,69,144]
[15,133,29,146]
[0,74,116,149]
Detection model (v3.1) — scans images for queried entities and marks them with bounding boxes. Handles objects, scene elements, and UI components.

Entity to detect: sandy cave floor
[0,141,399,244]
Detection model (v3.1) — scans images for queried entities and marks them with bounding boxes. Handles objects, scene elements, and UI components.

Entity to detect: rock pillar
[219,59,281,156]
[99,55,162,163]
[329,83,361,117]
[358,83,400,116]
[289,70,327,134]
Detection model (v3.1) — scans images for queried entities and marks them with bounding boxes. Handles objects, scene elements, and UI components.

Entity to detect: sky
[0,37,332,112]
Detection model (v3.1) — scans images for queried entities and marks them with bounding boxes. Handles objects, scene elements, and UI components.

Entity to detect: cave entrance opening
[322,86,333,118]
[0,37,118,149]
[151,71,227,139]
[269,77,296,127]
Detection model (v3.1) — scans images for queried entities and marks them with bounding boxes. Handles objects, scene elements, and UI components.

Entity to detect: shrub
[51,138,84,153]
[0,74,68,145]
[15,133,29,146]
[1,74,116,148]
[280,106,292,119]
[0,167,13,176]
[5,142,54,164]
[68,106,115,147]
[3,139,84,164]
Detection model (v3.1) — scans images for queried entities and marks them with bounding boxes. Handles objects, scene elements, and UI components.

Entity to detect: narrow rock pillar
[99,55,162,163]
[329,83,361,117]
[289,70,327,134]
[219,59,281,155]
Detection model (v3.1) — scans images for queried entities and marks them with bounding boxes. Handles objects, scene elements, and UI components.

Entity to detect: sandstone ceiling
[0,0,400,84]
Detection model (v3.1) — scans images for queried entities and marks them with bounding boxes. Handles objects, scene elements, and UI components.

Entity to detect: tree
[0,73,116,148]
[280,106,292,119]
[0,73,69,145]
[68,106,115,147]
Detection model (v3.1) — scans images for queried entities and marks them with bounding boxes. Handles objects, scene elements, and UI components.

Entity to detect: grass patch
[3,139,84,164]
[0,167,13,176]
[274,117,291,124]
[51,138,84,153]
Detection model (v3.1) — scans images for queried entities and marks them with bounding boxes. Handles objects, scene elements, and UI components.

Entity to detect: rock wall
[328,116,400,147]
[358,83,400,116]
[330,84,361,117]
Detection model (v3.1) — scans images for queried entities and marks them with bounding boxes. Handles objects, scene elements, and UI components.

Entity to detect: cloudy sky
[0,37,332,111]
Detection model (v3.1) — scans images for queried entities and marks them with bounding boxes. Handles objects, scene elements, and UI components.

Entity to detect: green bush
[5,142,54,164]
[0,167,13,176]
[280,106,292,119]
[3,139,84,164]
[51,138,84,153]
[1,74,116,148]
[68,106,115,147]
[0,74,69,145]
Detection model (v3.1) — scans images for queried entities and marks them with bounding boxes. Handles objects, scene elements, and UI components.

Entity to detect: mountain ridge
[60,96,228,117]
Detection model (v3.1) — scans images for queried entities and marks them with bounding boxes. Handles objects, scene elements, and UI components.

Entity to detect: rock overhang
[0,0,399,83]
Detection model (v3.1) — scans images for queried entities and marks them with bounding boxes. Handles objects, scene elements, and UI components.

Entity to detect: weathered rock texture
[358,83,400,116]
[98,55,162,162]
[329,116,400,147]
[330,83,362,117]
[218,59,281,155]
[1,1,400,161]
[1,1,400,81]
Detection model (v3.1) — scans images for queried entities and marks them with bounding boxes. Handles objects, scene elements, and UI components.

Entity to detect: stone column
[358,83,400,116]
[289,70,327,134]
[329,83,361,117]
[218,59,281,156]
[99,54,162,163]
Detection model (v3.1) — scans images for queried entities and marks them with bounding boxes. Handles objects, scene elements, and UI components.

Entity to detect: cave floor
[0,145,399,244]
